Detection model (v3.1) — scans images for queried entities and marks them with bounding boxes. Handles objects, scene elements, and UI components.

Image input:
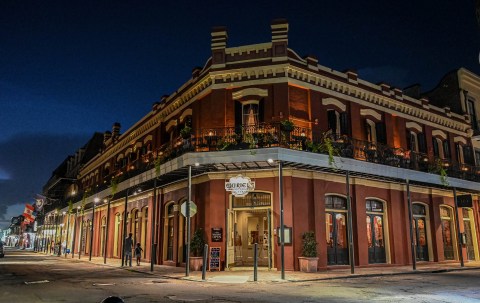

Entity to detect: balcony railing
[96,122,480,187]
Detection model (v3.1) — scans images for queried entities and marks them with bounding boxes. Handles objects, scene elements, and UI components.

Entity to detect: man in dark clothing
[123,233,134,267]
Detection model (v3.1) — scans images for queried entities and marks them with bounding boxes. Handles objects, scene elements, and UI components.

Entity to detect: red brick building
[41,20,480,272]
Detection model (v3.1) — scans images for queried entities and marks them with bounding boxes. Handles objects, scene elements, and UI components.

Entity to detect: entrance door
[440,206,454,261]
[367,215,386,263]
[326,212,349,265]
[413,218,428,261]
[463,209,476,261]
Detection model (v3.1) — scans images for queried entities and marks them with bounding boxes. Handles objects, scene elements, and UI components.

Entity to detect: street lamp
[89,197,100,261]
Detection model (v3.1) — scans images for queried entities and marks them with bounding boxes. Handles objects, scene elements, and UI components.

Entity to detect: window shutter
[464,146,474,165]
[340,112,350,136]
[327,110,337,133]
[432,138,439,157]
[376,122,386,144]
[418,133,426,153]
[258,99,264,123]
[443,140,450,159]
[235,101,242,132]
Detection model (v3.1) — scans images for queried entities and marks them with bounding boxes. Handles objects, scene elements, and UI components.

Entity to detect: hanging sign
[211,227,223,242]
[225,175,255,197]
[457,194,473,208]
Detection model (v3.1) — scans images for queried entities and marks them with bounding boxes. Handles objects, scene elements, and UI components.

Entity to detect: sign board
[209,247,221,271]
[180,201,197,217]
[211,228,223,242]
[225,175,255,197]
[457,194,473,208]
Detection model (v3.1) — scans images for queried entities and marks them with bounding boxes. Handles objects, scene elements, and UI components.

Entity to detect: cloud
[0,132,89,228]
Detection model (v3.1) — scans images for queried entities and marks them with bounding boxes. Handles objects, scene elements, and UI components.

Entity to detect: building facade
[40,20,480,272]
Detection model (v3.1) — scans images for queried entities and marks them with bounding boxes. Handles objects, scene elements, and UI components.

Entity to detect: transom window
[325,195,347,210]
[366,200,384,212]
[233,192,271,208]
[412,204,426,216]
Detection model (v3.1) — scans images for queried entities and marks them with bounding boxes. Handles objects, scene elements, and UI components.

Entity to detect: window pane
[326,213,333,247]
[374,216,384,248]
[336,214,347,249]
[412,204,426,216]
[243,104,259,126]
[366,216,372,248]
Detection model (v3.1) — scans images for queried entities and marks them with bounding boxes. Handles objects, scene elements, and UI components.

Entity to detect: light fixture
[195,162,200,166]
[63,211,66,215]
[94,197,100,203]
[267,158,274,163]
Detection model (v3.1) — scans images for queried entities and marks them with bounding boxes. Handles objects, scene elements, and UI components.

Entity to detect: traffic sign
[180,201,197,217]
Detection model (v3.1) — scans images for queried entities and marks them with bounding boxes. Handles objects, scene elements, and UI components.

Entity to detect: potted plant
[280,120,294,132]
[180,126,192,139]
[190,228,206,271]
[298,231,318,272]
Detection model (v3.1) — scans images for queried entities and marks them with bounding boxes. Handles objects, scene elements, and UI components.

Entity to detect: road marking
[25,280,50,285]
[93,283,116,286]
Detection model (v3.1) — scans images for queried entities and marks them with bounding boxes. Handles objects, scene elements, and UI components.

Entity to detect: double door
[413,217,429,261]
[326,212,349,265]
[367,215,386,263]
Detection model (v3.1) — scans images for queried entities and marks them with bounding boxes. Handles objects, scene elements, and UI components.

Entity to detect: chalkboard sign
[211,228,223,242]
[209,247,221,271]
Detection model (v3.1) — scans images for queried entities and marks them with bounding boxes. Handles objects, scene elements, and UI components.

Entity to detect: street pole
[72,207,79,258]
[121,189,130,267]
[279,161,285,280]
[346,171,355,274]
[104,198,111,264]
[186,165,191,277]
[89,198,98,261]
[453,187,465,267]
[64,212,70,258]
[53,212,59,255]
[150,178,157,271]
[406,179,416,270]
[78,211,84,259]
[58,223,63,256]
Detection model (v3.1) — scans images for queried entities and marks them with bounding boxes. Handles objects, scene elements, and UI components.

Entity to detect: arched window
[165,203,175,261]
[412,203,429,261]
[113,213,121,257]
[366,199,386,264]
[440,206,455,260]
[462,208,478,261]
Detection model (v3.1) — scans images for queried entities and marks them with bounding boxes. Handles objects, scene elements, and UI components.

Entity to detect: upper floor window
[243,102,259,126]
[365,119,386,144]
[467,99,478,131]
[327,110,350,136]
[432,137,450,159]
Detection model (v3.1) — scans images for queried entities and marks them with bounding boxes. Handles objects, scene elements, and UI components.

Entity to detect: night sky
[1,1,479,228]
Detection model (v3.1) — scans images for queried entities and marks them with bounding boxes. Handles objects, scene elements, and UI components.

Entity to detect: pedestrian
[135,243,143,266]
[123,233,134,267]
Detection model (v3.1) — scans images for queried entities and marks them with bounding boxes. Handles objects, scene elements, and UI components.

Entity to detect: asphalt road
[1,248,480,303]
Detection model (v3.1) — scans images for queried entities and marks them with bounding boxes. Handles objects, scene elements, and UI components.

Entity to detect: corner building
[56,20,480,272]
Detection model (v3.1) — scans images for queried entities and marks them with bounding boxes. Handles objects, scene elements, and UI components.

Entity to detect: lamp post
[72,206,80,258]
[64,211,71,258]
[53,211,59,255]
[58,223,64,256]
[89,197,100,261]
[104,198,111,264]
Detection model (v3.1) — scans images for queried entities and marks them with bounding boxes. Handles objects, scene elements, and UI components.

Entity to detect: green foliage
[280,120,294,132]
[301,231,318,258]
[180,126,192,139]
[429,159,449,186]
[190,228,206,257]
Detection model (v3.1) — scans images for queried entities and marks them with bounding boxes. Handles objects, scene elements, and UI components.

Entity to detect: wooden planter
[189,256,204,271]
[298,257,319,273]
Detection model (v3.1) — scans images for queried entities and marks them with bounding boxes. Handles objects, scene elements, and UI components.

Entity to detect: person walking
[123,233,134,267]
[135,243,143,266]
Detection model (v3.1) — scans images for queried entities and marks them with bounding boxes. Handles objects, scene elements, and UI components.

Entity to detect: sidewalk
[36,250,480,284]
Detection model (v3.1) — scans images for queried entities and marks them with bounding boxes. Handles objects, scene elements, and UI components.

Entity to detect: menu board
[209,247,221,271]
[211,228,223,242]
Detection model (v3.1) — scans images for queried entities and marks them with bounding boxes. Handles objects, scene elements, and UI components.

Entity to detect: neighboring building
[41,20,480,272]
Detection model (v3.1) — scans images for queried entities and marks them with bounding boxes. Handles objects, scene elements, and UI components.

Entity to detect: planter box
[189,256,203,271]
[298,257,319,273]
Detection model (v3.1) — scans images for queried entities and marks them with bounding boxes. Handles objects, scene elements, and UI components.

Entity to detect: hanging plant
[319,133,339,167]
[429,158,449,186]
[67,200,73,215]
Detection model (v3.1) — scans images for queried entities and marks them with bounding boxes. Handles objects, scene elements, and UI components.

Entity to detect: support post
[104,198,111,264]
[65,213,70,258]
[72,208,78,258]
[406,179,416,270]
[186,165,192,277]
[89,201,95,261]
[453,187,465,267]
[121,190,129,266]
[53,213,58,255]
[254,243,258,281]
[202,243,208,281]
[78,212,83,259]
[346,171,355,274]
[279,161,285,280]
[151,178,157,271]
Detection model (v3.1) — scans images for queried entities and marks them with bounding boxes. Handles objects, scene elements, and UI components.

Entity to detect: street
[1,248,480,302]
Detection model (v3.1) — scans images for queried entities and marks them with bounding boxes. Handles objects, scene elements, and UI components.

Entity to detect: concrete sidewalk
[35,249,480,283]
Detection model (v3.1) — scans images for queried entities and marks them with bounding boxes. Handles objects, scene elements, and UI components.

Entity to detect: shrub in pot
[190,228,206,271]
[298,231,318,272]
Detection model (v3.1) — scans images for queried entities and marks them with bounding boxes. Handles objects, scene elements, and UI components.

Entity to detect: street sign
[457,194,473,208]
[180,201,197,217]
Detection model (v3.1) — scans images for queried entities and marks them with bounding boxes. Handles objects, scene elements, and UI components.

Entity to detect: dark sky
[1,1,479,228]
